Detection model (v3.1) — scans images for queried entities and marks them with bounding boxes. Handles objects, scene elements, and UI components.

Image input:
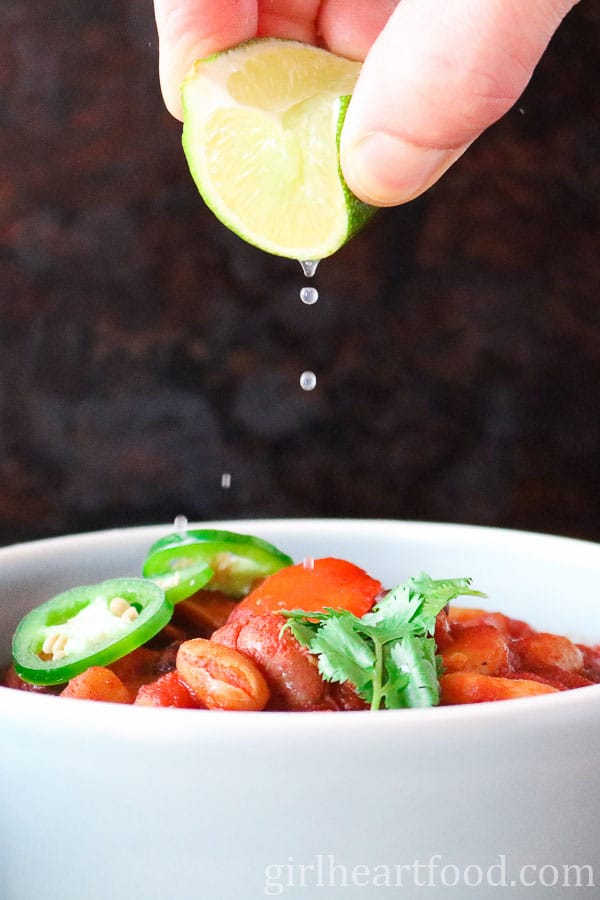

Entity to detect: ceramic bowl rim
[1,517,599,739]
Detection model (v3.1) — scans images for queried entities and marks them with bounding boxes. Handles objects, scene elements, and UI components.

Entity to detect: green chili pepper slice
[12,577,172,686]
[142,528,294,601]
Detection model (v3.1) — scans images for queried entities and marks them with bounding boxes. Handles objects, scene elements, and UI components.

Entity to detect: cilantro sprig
[281,573,486,711]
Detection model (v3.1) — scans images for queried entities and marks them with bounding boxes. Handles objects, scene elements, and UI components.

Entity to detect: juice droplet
[299,370,317,391]
[173,514,188,534]
[303,556,315,571]
[299,260,320,278]
[221,472,232,489]
[300,286,319,305]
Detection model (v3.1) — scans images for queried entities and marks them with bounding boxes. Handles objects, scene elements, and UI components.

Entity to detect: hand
[153,0,579,206]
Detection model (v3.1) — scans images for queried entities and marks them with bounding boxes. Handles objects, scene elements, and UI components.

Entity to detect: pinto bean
[176,638,270,711]
[210,608,255,649]
[516,632,584,674]
[221,612,328,711]
[441,623,510,676]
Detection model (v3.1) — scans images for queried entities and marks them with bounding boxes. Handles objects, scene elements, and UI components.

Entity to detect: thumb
[154,0,256,120]
[340,0,579,206]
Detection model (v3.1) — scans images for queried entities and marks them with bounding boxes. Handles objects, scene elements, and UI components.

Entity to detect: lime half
[181,39,376,260]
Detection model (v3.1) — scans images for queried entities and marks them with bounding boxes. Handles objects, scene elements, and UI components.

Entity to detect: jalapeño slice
[12,578,172,686]
[142,528,294,602]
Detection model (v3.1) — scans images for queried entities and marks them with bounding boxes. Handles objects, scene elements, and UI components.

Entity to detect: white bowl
[1,519,599,900]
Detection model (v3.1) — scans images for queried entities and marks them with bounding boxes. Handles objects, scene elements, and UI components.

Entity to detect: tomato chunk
[134,671,199,708]
[230,557,381,620]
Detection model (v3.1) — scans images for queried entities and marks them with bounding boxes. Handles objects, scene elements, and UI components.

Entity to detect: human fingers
[317,0,398,61]
[155,0,328,120]
[154,0,256,120]
[340,0,580,206]
[256,0,321,42]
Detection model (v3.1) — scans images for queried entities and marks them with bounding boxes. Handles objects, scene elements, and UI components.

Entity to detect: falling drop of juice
[300,286,319,305]
[173,514,188,534]
[299,260,320,278]
[221,472,232,489]
[303,556,315,570]
[299,371,317,391]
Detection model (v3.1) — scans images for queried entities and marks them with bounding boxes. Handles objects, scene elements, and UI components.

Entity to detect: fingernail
[342,132,456,206]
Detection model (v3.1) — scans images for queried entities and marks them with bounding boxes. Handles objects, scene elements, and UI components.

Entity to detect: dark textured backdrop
[0,1,599,546]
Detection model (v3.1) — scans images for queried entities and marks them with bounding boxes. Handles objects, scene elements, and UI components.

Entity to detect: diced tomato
[230,557,381,620]
[134,671,199,708]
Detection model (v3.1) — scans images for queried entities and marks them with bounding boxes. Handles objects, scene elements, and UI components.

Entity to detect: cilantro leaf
[364,574,486,640]
[409,574,486,632]
[283,614,323,650]
[281,572,486,711]
[378,645,411,709]
[309,614,375,692]
[389,635,440,708]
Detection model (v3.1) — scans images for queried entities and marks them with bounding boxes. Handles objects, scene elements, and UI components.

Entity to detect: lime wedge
[181,39,376,260]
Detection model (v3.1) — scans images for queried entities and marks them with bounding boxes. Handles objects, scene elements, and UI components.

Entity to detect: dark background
[0,1,598,546]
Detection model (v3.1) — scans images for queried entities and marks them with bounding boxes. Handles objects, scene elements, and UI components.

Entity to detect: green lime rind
[336,95,377,243]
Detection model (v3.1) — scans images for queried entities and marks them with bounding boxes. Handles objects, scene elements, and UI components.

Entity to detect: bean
[517,632,584,674]
[176,638,270,711]
[441,623,509,676]
[213,612,328,710]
